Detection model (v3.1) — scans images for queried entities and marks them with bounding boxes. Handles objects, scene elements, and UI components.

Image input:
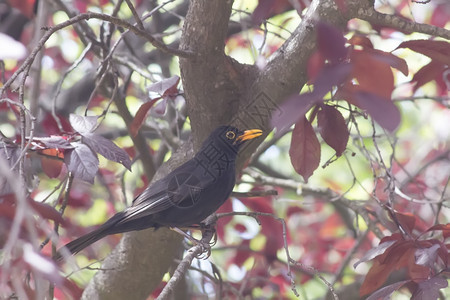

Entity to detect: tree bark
[81,0,366,298]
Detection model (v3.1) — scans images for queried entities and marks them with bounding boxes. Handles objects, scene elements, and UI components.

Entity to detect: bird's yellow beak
[235,129,263,142]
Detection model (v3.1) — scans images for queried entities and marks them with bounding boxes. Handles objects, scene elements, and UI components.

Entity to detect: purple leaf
[272,63,351,130]
[317,105,349,156]
[366,280,409,300]
[415,244,440,268]
[148,75,180,98]
[317,22,348,63]
[82,133,132,170]
[371,50,409,76]
[29,198,65,225]
[69,114,98,134]
[130,98,161,137]
[33,136,74,149]
[354,240,396,268]
[289,116,321,182]
[412,277,448,300]
[64,143,99,184]
[313,62,352,98]
[354,91,401,132]
[271,93,319,130]
[396,40,450,65]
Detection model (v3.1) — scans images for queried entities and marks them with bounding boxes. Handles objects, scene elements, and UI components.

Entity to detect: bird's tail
[55,226,109,261]
[54,210,155,261]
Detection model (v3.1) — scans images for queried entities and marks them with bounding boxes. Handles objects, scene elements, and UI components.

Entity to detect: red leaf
[29,198,65,225]
[427,223,450,239]
[430,3,450,28]
[348,34,374,49]
[232,240,251,266]
[411,60,447,92]
[360,259,392,296]
[394,211,416,235]
[74,0,88,13]
[0,202,16,221]
[271,93,319,130]
[313,62,352,97]
[286,206,304,217]
[360,239,432,297]
[252,0,296,24]
[289,116,321,182]
[129,98,160,137]
[379,233,404,244]
[396,40,450,65]
[316,22,347,63]
[411,277,448,300]
[261,217,284,260]
[360,243,419,296]
[242,194,273,214]
[354,240,396,269]
[41,113,72,135]
[307,51,326,82]
[317,105,349,156]
[370,49,409,76]
[40,150,63,178]
[366,280,409,300]
[350,49,395,98]
[354,91,401,132]
[8,0,35,18]
[147,76,180,98]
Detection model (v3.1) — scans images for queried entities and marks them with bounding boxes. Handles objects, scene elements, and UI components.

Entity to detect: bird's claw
[197,225,216,259]
[170,226,214,259]
[196,241,212,259]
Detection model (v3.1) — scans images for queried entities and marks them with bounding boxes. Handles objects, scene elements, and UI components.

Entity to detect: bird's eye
[225,131,236,140]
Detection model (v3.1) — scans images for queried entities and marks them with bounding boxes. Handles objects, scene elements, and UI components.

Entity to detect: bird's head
[200,125,263,155]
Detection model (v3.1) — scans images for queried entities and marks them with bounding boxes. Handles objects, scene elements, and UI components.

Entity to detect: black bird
[57,125,262,258]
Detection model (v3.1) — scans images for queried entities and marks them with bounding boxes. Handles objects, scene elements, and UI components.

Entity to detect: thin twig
[156,228,215,300]
[124,0,144,30]
[0,11,194,97]
[216,211,301,297]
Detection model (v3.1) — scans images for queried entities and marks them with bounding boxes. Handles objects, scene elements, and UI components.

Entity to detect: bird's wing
[131,177,170,207]
[121,159,210,222]
[124,179,174,220]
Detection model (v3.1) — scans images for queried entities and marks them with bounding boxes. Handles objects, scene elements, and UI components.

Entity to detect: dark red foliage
[317,105,349,156]
[289,116,320,182]
[358,216,450,298]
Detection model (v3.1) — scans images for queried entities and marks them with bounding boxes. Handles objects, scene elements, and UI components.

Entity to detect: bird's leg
[197,224,216,259]
[200,213,219,247]
[169,227,213,259]
[170,227,199,244]
[197,222,217,247]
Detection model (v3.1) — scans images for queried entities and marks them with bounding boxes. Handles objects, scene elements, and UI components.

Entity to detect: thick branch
[179,0,250,147]
[354,6,450,40]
